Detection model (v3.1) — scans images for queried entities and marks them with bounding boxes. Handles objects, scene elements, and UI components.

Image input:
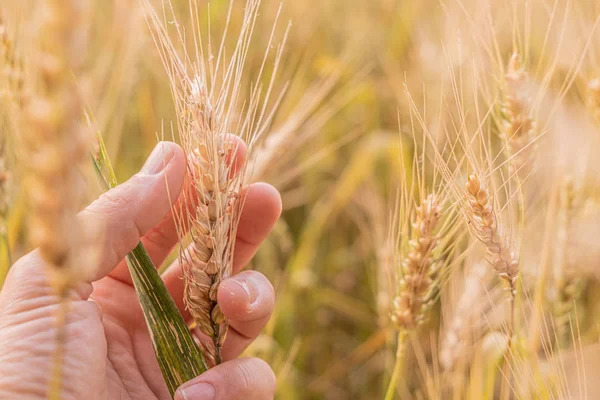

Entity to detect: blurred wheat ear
[92,131,208,397]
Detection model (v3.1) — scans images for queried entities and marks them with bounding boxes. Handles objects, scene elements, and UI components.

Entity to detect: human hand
[0,141,282,400]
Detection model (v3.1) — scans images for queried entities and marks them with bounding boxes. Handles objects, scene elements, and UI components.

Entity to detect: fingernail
[176,382,216,400]
[141,142,175,175]
[233,276,258,305]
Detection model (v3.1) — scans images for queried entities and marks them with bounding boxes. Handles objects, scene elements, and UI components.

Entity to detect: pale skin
[0,141,282,400]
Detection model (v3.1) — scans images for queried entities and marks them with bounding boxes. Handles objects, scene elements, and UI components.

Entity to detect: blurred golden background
[3,0,600,399]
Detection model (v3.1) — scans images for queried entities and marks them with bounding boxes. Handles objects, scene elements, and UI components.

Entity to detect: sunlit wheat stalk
[552,179,584,344]
[465,174,518,397]
[0,15,13,285]
[0,135,9,274]
[22,1,90,398]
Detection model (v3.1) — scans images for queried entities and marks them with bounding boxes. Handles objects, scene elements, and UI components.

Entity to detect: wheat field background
[2,0,600,399]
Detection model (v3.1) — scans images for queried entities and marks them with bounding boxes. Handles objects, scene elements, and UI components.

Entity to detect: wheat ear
[465,174,518,385]
[501,53,537,175]
[391,194,442,330]
[465,174,519,291]
[22,1,90,398]
[182,80,239,366]
[385,194,442,400]
[465,174,519,398]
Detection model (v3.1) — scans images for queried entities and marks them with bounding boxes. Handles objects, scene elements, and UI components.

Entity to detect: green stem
[384,331,407,400]
[127,243,208,395]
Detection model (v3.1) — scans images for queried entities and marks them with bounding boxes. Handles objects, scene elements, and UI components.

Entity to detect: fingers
[218,271,275,361]
[174,358,275,400]
[80,141,187,282]
[162,182,281,317]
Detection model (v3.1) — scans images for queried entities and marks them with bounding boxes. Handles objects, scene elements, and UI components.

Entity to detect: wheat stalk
[0,153,7,223]
[552,178,584,343]
[465,173,518,398]
[0,13,19,256]
[0,131,9,277]
[385,193,443,400]
[21,1,90,397]
[501,53,537,175]
[0,124,9,222]
[0,15,14,284]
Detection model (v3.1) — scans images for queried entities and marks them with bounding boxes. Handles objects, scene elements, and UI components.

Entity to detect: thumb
[0,141,185,308]
[80,141,186,282]
[175,358,276,400]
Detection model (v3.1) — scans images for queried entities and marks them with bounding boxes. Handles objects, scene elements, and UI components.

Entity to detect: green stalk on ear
[92,131,208,397]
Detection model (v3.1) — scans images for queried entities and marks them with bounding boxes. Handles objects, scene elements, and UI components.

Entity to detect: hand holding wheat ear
[0,142,281,400]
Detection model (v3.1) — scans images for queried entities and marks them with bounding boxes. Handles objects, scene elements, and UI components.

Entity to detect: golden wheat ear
[501,53,538,177]
[143,0,287,366]
[19,1,93,398]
